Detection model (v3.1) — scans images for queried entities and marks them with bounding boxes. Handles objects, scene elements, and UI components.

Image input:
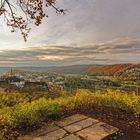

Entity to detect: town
[0,67,139,95]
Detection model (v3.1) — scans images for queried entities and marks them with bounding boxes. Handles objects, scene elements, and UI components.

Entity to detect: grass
[0,89,140,140]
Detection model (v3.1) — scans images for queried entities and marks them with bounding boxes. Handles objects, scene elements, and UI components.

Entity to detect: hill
[87,64,132,75]
[87,64,140,80]
[18,65,93,74]
[1,64,139,78]
[0,65,99,75]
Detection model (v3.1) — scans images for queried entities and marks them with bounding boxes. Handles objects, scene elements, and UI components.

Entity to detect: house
[6,76,25,88]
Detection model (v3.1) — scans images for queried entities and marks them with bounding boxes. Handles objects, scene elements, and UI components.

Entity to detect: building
[6,76,25,88]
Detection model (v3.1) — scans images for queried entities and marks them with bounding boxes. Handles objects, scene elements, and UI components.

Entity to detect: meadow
[0,89,140,140]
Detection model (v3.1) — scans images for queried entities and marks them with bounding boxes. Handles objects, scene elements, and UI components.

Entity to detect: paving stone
[76,122,119,140]
[64,118,99,133]
[61,134,80,140]
[33,138,42,140]
[18,136,33,140]
[55,114,87,127]
[18,114,120,140]
[40,128,68,140]
[19,123,60,140]
[34,123,59,136]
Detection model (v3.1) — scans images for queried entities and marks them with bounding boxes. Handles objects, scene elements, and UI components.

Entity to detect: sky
[0,0,140,66]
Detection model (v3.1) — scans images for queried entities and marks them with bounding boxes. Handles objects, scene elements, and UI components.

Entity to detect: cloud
[0,37,139,66]
[1,0,140,50]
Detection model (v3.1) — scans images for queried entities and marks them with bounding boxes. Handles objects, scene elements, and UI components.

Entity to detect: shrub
[0,89,140,139]
[0,93,29,108]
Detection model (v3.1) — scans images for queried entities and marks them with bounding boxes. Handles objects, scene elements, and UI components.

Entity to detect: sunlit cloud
[0,37,139,66]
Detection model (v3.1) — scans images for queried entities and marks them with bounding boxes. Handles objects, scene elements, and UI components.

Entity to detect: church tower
[10,68,13,76]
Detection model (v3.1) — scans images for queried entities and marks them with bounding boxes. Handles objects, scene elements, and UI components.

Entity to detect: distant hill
[11,65,99,74]
[1,64,139,79]
[114,64,140,80]
[0,67,11,76]
[87,64,132,75]
[87,64,140,80]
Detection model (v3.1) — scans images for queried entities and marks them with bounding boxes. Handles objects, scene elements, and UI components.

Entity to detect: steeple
[10,68,13,76]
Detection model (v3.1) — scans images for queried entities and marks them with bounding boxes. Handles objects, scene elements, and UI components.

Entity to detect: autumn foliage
[88,64,140,78]
[0,0,65,41]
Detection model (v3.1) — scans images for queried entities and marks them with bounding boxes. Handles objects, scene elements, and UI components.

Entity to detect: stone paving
[19,114,119,140]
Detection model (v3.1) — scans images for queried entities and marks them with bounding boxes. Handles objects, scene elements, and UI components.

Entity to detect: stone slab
[55,114,87,127]
[76,122,119,140]
[64,118,99,133]
[40,128,68,140]
[61,134,80,140]
[18,114,119,140]
[18,123,59,140]
[34,123,59,137]
[18,136,33,140]
[33,138,42,140]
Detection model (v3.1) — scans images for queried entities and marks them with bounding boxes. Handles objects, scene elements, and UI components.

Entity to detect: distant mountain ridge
[1,65,99,75]
[0,64,139,77]
[17,65,93,74]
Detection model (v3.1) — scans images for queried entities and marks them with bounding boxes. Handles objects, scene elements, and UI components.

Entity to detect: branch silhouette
[0,0,66,41]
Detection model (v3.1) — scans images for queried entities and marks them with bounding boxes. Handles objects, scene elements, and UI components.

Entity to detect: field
[0,89,140,140]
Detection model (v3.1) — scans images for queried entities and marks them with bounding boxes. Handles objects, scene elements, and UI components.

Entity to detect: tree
[0,0,66,41]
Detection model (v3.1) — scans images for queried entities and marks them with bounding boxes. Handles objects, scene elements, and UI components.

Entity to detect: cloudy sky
[0,0,140,66]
